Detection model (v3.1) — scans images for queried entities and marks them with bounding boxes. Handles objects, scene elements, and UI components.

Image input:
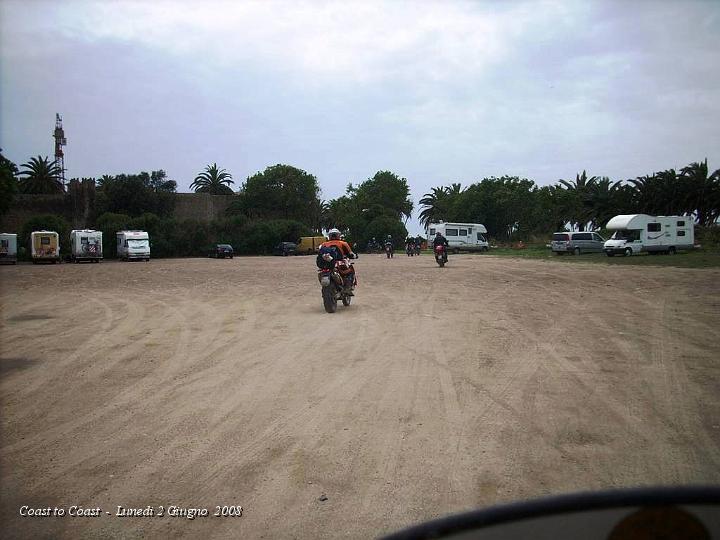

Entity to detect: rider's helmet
[328,228,341,240]
[387,234,392,239]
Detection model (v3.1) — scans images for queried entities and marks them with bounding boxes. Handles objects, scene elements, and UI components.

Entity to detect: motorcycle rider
[319,228,357,293]
[405,236,415,256]
[384,235,394,258]
[433,231,449,262]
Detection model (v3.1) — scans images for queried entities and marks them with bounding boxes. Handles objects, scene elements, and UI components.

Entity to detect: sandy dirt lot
[1,254,719,539]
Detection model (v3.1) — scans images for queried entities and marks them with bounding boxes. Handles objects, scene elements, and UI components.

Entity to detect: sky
[1,0,719,234]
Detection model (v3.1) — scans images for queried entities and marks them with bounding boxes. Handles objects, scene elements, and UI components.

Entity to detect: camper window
[128,239,149,248]
[677,220,685,227]
[477,233,486,241]
[41,237,50,245]
[647,223,661,232]
[678,230,686,237]
[429,228,435,236]
[459,229,467,236]
[611,230,640,241]
[446,229,458,236]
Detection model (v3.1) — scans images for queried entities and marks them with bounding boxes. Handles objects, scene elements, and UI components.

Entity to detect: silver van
[551,232,606,255]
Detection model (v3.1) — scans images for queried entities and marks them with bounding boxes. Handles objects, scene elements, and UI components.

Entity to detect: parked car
[550,231,605,255]
[273,242,297,256]
[209,244,234,258]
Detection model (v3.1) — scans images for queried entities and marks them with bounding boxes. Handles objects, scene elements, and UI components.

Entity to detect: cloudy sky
[1,0,718,233]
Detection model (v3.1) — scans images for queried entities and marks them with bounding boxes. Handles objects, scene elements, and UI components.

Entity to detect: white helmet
[328,228,341,240]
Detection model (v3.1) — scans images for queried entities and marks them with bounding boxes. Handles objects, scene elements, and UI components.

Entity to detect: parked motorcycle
[406,245,415,257]
[317,253,356,313]
[434,244,447,267]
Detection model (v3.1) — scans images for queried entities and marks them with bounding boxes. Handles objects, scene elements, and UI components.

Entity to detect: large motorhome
[0,233,17,264]
[604,214,694,256]
[427,222,489,252]
[70,229,103,263]
[31,230,60,263]
[116,230,150,261]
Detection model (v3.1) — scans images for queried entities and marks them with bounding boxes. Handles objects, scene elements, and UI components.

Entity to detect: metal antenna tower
[54,113,67,187]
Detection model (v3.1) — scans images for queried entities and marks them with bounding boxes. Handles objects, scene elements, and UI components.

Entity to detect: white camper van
[604,214,694,256]
[70,229,103,263]
[117,230,150,261]
[0,233,17,264]
[427,222,489,252]
[31,230,61,263]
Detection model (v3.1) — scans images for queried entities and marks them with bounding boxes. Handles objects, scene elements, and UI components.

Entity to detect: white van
[0,233,17,264]
[70,229,103,263]
[427,222,489,252]
[31,230,60,263]
[117,230,150,261]
[604,214,694,256]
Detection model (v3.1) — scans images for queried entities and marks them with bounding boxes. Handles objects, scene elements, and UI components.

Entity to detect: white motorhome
[117,230,150,261]
[604,214,694,256]
[427,222,489,252]
[0,233,17,264]
[70,229,103,263]
[31,230,60,263]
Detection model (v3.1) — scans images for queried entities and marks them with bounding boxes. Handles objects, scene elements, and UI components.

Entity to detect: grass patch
[484,245,720,268]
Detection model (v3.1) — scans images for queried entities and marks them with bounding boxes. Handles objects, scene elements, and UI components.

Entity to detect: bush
[19,214,71,260]
[236,219,310,255]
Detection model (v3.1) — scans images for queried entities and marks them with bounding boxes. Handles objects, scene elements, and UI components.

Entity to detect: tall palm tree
[18,156,64,194]
[558,171,598,231]
[190,163,234,195]
[418,184,464,228]
[680,159,720,226]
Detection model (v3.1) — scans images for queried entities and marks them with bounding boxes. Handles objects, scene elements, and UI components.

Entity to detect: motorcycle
[406,244,415,257]
[317,253,356,313]
[434,244,447,267]
[414,243,422,256]
[385,244,393,259]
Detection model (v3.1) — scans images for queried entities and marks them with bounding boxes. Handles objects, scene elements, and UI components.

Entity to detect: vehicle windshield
[611,230,640,241]
[552,233,569,241]
[128,239,149,249]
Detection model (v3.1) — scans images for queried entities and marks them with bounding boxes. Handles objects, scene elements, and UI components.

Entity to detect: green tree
[557,171,598,231]
[190,163,234,195]
[18,156,64,194]
[237,164,321,224]
[418,184,464,227]
[0,149,19,218]
[96,171,176,217]
[680,159,720,226]
[353,171,413,222]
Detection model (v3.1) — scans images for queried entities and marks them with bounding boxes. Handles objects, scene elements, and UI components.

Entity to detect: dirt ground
[1,254,719,539]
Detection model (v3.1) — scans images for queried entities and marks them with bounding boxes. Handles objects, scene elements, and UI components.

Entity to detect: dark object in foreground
[273,242,297,256]
[382,485,720,540]
[209,244,234,259]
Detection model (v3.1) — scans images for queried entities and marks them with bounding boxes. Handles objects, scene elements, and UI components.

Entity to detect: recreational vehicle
[603,214,694,256]
[427,222,489,252]
[0,233,17,264]
[70,229,103,263]
[31,230,60,263]
[117,230,150,261]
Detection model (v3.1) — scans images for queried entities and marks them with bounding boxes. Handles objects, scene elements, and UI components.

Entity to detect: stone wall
[173,193,235,222]
[1,182,235,234]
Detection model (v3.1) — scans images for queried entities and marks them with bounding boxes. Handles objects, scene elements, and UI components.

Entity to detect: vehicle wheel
[438,259,445,268]
[624,248,632,257]
[230,255,233,259]
[342,294,352,307]
[553,251,560,256]
[668,246,676,255]
[322,286,337,313]
[573,247,581,256]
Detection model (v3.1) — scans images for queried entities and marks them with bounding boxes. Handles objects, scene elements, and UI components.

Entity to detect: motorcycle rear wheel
[437,257,445,267]
[322,286,337,313]
[342,294,352,307]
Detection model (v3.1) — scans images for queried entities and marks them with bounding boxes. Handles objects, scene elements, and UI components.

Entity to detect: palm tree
[190,163,234,195]
[558,171,598,231]
[680,159,720,226]
[418,184,464,228]
[18,156,64,194]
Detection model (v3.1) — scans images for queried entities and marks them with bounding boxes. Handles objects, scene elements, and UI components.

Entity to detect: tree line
[419,160,719,240]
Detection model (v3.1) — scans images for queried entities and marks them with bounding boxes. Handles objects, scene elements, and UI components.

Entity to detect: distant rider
[433,231,449,262]
[319,228,357,293]
[405,236,415,256]
[384,235,394,258]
